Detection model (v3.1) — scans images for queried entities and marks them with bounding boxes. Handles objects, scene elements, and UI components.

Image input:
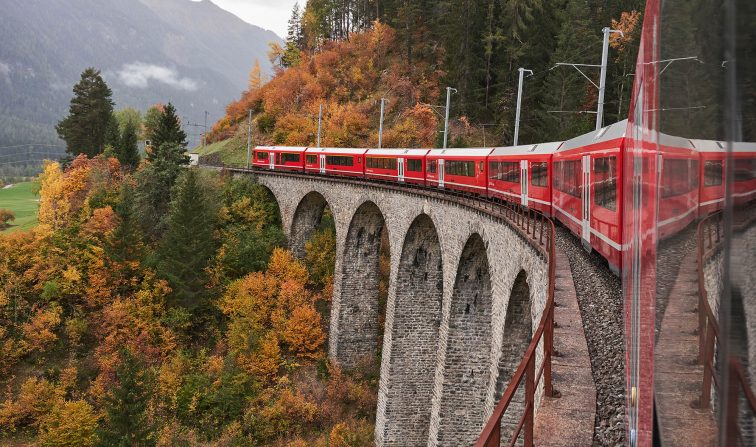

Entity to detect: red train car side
[303,147,368,177]
[656,134,699,239]
[252,146,307,171]
[690,139,725,216]
[426,148,492,195]
[486,141,562,216]
[733,142,756,206]
[363,148,430,185]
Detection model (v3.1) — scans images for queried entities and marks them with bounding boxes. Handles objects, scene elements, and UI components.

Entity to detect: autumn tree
[156,169,219,310]
[97,349,155,447]
[142,104,164,144]
[56,68,114,157]
[38,400,99,447]
[248,59,263,90]
[0,209,14,229]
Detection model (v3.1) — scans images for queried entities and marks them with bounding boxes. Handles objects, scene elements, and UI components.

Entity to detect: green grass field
[0,182,39,232]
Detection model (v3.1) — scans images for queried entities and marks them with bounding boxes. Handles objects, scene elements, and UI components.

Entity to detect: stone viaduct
[244,170,550,446]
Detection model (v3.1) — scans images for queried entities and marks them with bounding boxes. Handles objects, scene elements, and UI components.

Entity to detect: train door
[520,159,529,206]
[398,157,405,182]
[269,152,275,170]
[319,154,326,174]
[438,159,445,188]
[581,155,591,245]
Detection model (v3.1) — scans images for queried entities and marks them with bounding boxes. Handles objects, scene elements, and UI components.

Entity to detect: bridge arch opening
[383,213,443,445]
[496,269,532,439]
[336,201,390,369]
[290,191,332,258]
[437,233,494,445]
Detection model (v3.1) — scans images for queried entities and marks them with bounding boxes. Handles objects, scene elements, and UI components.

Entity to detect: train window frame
[531,162,548,187]
[306,154,317,164]
[446,160,476,177]
[256,151,268,160]
[407,158,423,172]
[704,160,723,187]
[326,155,355,167]
[734,158,755,182]
[661,158,698,197]
[488,161,520,183]
[366,157,398,170]
[479,161,484,173]
[593,156,617,211]
[281,153,300,163]
[553,159,581,198]
[428,159,437,174]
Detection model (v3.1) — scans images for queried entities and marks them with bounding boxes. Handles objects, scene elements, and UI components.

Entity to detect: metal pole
[317,103,323,148]
[246,109,252,169]
[204,110,208,148]
[443,87,456,149]
[378,98,385,148]
[514,68,533,146]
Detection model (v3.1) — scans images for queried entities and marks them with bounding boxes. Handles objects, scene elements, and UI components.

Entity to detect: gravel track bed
[556,226,625,446]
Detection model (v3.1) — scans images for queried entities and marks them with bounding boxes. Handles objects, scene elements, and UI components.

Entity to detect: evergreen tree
[135,143,188,241]
[142,105,163,144]
[104,114,121,150]
[56,68,115,157]
[118,121,140,171]
[148,103,187,159]
[156,169,219,310]
[282,3,303,67]
[108,182,144,290]
[97,349,154,447]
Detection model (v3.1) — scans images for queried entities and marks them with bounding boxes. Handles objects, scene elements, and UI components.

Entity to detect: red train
[251,125,756,274]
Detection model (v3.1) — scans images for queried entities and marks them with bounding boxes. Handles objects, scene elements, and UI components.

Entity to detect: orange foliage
[610,11,641,54]
[281,305,325,359]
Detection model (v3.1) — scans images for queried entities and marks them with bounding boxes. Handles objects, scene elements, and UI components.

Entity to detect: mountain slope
[0,0,280,147]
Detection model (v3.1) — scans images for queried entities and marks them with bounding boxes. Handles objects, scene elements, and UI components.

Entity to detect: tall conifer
[56,68,114,157]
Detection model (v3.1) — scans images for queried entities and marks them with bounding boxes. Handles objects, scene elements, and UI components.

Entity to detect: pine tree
[147,103,187,160]
[156,169,219,310]
[56,67,115,157]
[97,349,154,447]
[282,3,303,68]
[104,115,121,150]
[108,183,144,289]
[135,142,188,241]
[118,121,140,171]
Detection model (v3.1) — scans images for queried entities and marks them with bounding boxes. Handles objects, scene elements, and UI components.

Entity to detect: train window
[358,157,361,164]
[445,160,476,177]
[428,160,437,173]
[553,160,580,197]
[662,159,697,197]
[704,160,723,186]
[735,159,756,181]
[306,154,317,164]
[488,161,519,183]
[594,156,617,211]
[326,155,354,166]
[531,162,548,187]
[407,159,423,172]
[366,157,397,170]
[480,161,484,172]
[275,153,281,165]
[282,153,300,163]
[256,151,268,160]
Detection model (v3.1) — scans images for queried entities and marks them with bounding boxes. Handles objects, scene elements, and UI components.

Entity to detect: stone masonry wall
[253,173,548,447]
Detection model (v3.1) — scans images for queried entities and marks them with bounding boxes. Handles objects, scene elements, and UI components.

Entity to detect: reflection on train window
[282,153,300,163]
[531,162,548,187]
[446,160,476,177]
[407,158,423,172]
[256,151,268,160]
[704,160,723,186]
[366,157,397,170]
[553,160,580,197]
[326,155,354,166]
[428,160,437,173]
[734,158,756,181]
[594,156,617,211]
[306,154,317,164]
[662,158,698,197]
[489,161,520,183]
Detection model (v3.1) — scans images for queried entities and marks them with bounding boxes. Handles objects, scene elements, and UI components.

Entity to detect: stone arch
[335,201,389,368]
[290,191,331,258]
[382,214,443,445]
[496,269,533,437]
[437,233,494,445]
[253,183,283,228]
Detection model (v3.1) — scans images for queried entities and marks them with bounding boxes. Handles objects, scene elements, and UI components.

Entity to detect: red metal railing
[475,217,556,447]
[696,210,756,443]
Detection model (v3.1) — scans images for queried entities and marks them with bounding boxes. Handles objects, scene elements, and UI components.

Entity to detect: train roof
[426,147,494,157]
[304,147,369,154]
[255,146,308,153]
[558,119,628,152]
[688,139,724,152]
[658,133,693,149]
[732,141,756,153]
[364,148,431,156]
[489,141,563,156]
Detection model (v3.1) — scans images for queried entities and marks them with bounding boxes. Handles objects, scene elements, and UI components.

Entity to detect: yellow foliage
[21,303,62,354]
[328,418,374,447]
[0,377,65,431]
[246,332,282,381]
[38,400,99,447]
[281,304,325,359]
[267,248,309,286]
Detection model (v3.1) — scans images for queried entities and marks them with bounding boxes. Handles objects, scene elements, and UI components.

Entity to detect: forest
[208,0,644,151]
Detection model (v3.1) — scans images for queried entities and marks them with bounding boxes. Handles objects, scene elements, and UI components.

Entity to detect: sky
[205,0,300,38]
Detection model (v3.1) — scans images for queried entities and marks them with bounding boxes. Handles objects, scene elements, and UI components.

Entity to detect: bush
[0,209,14,229]
[38,400,99,447]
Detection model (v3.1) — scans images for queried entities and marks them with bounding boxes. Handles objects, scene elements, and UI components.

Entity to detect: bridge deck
[534,249,596,446]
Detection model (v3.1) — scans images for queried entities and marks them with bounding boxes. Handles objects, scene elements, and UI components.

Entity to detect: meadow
[0,181,39,232]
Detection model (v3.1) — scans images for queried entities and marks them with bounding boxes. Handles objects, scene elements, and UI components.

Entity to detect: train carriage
[690,139,725,216]
[363,148,430,185]
[656,134,699,239]
[486,141,562,216]
[425,148,492,195]
[252,146,307,171]
[303,147,368,177]
[553,120,626,272]
[733,142,756,206]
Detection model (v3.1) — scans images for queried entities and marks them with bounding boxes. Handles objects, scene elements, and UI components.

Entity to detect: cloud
[0,62,10,77]
[116,62,198,91]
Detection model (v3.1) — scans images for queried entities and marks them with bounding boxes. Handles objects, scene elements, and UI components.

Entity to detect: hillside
[0,0,281,147]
